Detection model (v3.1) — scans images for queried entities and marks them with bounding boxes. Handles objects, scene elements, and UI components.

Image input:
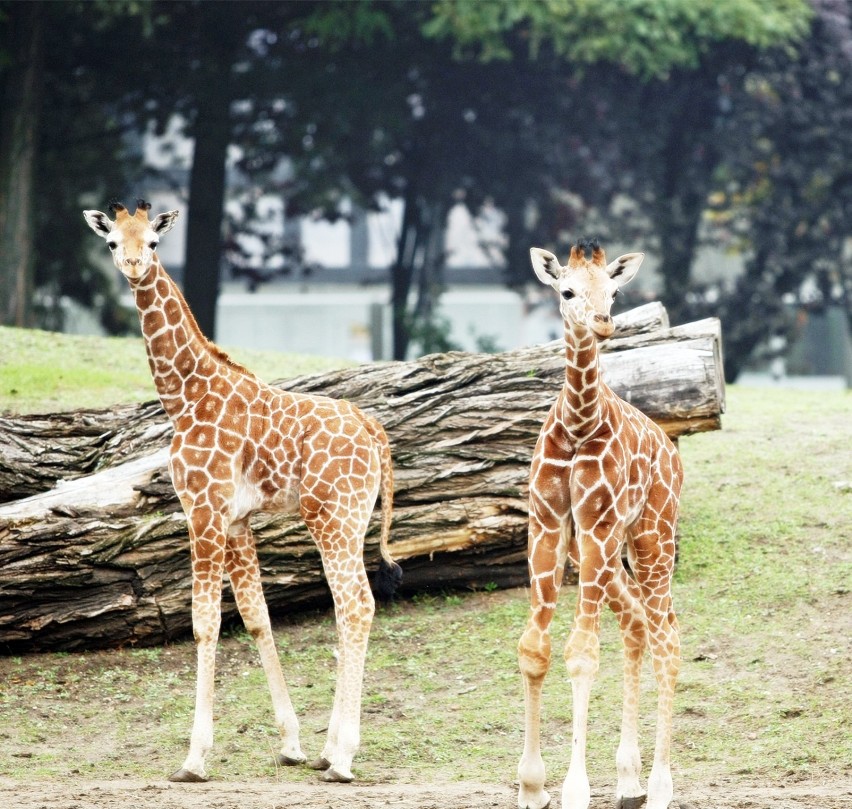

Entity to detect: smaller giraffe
[84,201,401,785]
[517,240,683,809]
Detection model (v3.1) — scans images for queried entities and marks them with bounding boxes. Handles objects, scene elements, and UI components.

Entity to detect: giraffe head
[83,200,179,281]
[530,238,644,339]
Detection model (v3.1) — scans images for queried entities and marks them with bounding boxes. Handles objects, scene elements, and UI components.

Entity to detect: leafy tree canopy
[425,0,812,77]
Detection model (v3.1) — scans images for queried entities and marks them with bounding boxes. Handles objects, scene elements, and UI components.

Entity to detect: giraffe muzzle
[590,314,614,339]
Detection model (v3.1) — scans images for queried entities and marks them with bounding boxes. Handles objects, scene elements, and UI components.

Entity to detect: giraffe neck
[129,259,227,421]
[559,317,603,436]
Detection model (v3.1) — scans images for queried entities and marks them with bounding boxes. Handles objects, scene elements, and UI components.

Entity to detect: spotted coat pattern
[84,202,398,785]
[517,242,683,809]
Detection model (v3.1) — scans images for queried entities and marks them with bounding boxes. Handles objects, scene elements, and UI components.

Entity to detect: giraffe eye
[107,241,117,250]
[612,289,619,299]
[561,289,575,301]
[148,241,158,250]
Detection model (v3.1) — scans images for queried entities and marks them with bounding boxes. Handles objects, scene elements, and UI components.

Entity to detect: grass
[0,328,850,793]
[0,325,350,414]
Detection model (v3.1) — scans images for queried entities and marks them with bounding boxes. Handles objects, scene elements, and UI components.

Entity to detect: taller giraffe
[517,240,683,809]
[84,201,401,784]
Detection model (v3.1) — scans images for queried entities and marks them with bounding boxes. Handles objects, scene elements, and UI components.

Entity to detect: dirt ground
[1,584,850,809]
[2,775,851,809]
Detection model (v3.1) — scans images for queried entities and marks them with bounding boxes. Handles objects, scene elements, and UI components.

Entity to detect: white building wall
[214,284,542,361]
[216,287,383,362]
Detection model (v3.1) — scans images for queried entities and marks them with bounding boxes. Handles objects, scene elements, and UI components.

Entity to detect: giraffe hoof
[308,756,331,771]
[616,796,647,809]
[168,768,208,783]
[518,789,551,809]
[277,753,307,767]
[321,765,354,783]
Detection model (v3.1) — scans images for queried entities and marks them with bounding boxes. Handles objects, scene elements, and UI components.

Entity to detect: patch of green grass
[669,386,852,781]
[0,325,351,415]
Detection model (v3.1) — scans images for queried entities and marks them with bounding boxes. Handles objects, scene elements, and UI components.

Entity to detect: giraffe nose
[125,257,141,266]
[590,313,615,338]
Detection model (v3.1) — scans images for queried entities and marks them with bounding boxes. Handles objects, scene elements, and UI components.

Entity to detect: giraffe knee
[564,653,598,681]
[243,614,272,641]
[191,603,221,645]
[193,624,218,646]
[564,629,599,680]
[518,626,551,680]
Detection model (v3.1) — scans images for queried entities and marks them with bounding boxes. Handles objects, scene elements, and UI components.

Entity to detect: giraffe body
[517,240,683,809]
[84,202,400,784]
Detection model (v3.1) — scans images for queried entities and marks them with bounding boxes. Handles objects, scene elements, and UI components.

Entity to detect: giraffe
[516,239,683,809]
[83,200,401,785]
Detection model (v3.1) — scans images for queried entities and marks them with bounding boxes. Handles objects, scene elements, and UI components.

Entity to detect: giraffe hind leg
[305,505,377,784]
[318,555,374,783]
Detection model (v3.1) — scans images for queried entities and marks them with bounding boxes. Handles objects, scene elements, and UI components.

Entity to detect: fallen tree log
[0,305,724,651]
[0,302,689,501]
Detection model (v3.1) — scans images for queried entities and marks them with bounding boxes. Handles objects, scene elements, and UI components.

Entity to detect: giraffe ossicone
[84,200,401,785]
[517,239,683,809]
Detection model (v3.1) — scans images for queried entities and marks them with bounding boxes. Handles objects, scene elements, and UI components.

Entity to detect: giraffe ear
[530,248,562,285]
[606,252,644,287]
[151,210,179,235]
[83,210,113,238]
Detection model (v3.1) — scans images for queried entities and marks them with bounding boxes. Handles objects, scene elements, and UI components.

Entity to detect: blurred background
[0,0,850,384]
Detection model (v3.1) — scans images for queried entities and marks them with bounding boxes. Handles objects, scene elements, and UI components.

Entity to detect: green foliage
[425,0,811,77]
[406,312,461,356]
[0,0,835,375]
[298,0,395,48]
[691,4,852,378]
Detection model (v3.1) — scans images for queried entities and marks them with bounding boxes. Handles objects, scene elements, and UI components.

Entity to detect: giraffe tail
[362,413,402,601]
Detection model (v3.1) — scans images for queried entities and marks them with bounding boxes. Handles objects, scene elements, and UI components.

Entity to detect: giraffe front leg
[518,517,570,809]
[561,622,598,809]
[562,530,618,809]
[169,506,227,783]
[607,566,648,808]
[518,616,552,809]
[170,591,223,781]
[224,522,306,769]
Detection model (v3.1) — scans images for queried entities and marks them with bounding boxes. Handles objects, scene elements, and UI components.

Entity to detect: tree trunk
[390,188,420,360]
[641,70,719,325]
[0,306,724,651]
[182,88,231,341]
[181,4,245,341]
[0,1,44,327]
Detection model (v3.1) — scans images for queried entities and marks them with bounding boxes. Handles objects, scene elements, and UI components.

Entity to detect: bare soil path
[2,776,851,809]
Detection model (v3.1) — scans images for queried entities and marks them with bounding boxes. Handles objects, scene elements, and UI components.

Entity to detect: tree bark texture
[0,305,725,651]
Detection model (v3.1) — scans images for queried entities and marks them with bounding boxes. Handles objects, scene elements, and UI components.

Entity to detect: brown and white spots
[518,240,683,809]
[84,201,401,787]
